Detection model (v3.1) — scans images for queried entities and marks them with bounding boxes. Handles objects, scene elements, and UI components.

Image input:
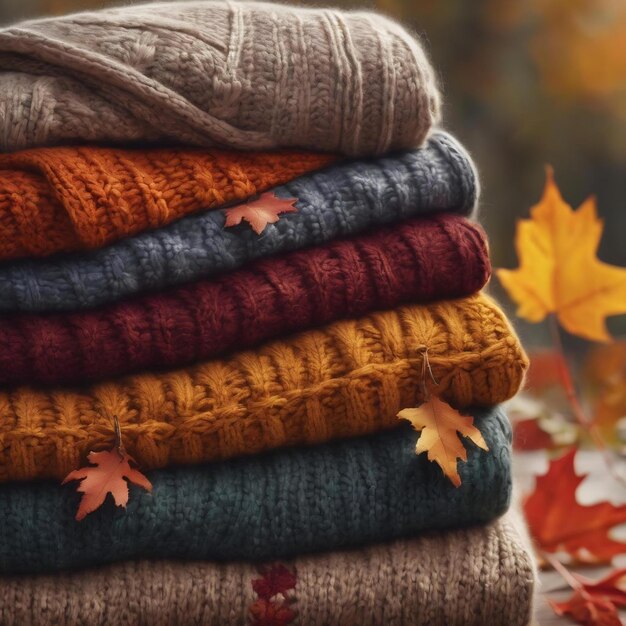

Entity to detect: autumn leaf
[224,192,297,235]
[63,448,152,521]
[249,599,297,626]
[497,167,626,342]
[586,341,626,445]
[552,591,622,626]
[513,417,556,451]
[551,568,626,626]
[575,568,626,607]
[398,396,489,487]
[252,564,297,600]
[526,349,566,392]
[524,449,626,563]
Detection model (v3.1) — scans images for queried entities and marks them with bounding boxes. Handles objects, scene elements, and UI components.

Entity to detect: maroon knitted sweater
[0,215,490,386]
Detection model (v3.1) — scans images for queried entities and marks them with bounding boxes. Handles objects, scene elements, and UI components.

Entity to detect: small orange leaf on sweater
[398,396,488,487]
[63,449,152,521]
[551,567,626,626]
[497,167,626,342]
[224,192,297,235]
[524,449,626,563]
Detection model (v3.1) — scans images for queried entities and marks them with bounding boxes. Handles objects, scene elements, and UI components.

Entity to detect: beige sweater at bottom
[0,511,536,626]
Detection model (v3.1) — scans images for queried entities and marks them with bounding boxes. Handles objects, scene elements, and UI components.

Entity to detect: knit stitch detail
[0,2,440,155]
[0,512,535,626]
[0,130,478,312]
[0,147,333,259]
[0,215,490,386]
[0,294,527,482]
[0,411,511,573]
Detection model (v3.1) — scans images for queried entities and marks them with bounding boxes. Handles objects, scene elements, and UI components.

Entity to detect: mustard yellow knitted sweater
[0,294,527,482]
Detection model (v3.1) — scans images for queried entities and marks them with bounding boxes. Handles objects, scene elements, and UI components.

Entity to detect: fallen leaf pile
[497,167,626,342]
[498,169,626,624]
[398,396,488,487]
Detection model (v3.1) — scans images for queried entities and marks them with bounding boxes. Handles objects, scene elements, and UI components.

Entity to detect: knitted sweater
[0,513,536,626]
[0,131,477,312]
[0,411,511,574]
[0,215,491,386]
[0,1,439,155]
[0,294,527,482]
[0,148,332,260]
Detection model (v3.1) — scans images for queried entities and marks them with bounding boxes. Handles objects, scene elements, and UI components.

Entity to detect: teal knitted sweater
[0,408,511,574]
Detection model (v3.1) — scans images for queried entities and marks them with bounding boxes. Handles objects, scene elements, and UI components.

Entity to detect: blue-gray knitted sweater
[0,131,477,312]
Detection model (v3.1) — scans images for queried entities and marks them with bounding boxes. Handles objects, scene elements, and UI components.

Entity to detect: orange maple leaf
[524,449,626,563]
[551,568,626,626]
[398,396,489,487]
[224,192,298,235]
[63,448,152,521]
[497,167,626,342]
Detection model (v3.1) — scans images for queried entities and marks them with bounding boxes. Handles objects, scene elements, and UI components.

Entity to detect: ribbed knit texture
[0,131,477,312]
[0,294,527,482]
[0,215,491,386]
[0,513,536,626]
[0,1,440,155]
[0,148,333,260]
[0,411,512,574]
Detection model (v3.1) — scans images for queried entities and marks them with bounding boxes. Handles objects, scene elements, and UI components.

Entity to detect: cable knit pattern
[0,215,491,386]
[0,412,511,573]
[0,148,333,260]
[0,294,527,483]
[0,1,440,155]
[0,131,478,312]
[0,513,536,626]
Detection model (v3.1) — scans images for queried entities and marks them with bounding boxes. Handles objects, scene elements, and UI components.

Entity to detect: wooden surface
[514,451,626,625]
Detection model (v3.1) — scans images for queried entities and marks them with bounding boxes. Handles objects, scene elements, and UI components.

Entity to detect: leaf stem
[112,415,125,458]
[548,315,595,429]
[542,551,583,592]
[547,314,625,485]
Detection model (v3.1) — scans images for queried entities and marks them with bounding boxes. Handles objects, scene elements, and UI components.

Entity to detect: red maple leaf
[63,448,152,521]
[224,192,297,235]
[552,592,622,626]
[574,568,626,606]
[252,564,297,600]
[551,568,626,626]
[512,418,555,451]
[248,599,297,626]
[524,449,626,563]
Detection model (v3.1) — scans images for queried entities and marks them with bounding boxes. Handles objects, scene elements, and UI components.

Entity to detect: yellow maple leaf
[497,167,626,342]
[398,396,489,487]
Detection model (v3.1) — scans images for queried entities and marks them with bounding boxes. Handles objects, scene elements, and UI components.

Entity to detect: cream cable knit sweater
[0,1,440,155]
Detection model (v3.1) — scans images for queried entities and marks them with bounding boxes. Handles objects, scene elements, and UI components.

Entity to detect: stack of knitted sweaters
[0,2,535,625]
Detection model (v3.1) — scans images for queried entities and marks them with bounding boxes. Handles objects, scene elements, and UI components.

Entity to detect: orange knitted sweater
[0,147,334,260]
[0,294,528,482]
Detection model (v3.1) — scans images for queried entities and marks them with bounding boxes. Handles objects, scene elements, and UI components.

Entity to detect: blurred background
[2,4,626,619]
[1,0,625,344]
